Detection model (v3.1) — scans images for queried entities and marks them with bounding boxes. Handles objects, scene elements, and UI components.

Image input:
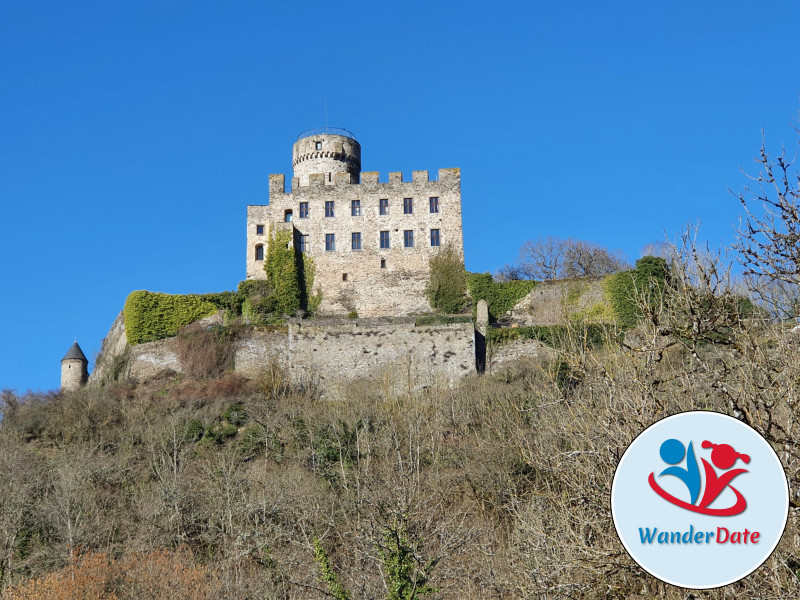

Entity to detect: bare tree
[561,239,628,278]
[734,126,800,318]
[517,236,628,280]
[517,236,566,280]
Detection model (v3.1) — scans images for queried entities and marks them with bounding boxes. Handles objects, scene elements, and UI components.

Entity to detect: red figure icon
[697,441,749,511]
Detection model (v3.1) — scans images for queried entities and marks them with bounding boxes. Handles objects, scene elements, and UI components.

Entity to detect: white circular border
[610,410,790,589]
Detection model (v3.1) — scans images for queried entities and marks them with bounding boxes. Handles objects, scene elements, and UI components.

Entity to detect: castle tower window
[325,233,335,251]
[299,234,309,253]
[284,209,293,222]
[380,258,386,269]
[403,197,413,214]
[430,229,440,247]
[380,230,390,249]
[379,198,389,215]
[429,197,439,213]
[325,201,335,218]
[299,202,309,218]
[352,232,362,250]
[342,273,348,281]
[404,230,414,248]
[315,141,322,150]
[256,224,265,235]
[255,244,264,261]
[351,199,361,216]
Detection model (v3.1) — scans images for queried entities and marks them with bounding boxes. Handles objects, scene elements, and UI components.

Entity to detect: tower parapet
[292,128,361,186]
[61,341,89,391]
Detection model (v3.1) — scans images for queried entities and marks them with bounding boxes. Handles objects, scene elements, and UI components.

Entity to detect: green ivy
[264,228,301,316]
[489,324,611,348]
[124,291,218,345]
[466,273,536,321]
[603,256,670,328]
[426,245,468,314]
[414,315,473,326]
[313,539,351,600]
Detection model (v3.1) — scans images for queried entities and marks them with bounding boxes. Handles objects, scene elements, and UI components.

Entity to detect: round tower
[292,128,361,186]
[61,341,88,392]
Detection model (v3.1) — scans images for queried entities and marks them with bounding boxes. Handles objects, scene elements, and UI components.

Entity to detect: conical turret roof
[61,341,88,362]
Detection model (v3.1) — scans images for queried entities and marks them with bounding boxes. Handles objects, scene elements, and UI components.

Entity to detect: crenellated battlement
[268,168,460,195]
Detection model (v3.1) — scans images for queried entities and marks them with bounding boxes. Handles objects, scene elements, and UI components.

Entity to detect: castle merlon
[267,168,460,195]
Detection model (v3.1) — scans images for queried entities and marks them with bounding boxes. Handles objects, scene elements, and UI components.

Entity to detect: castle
[64,129,477,391]
[246,128,464,316]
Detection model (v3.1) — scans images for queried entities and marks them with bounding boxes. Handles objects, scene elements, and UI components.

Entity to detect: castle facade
[246,129,464,316]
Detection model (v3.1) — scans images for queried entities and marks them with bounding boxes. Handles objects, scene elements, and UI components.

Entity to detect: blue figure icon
[658,439,701,505]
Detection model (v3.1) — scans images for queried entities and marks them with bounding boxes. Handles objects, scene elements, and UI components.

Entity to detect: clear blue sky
[2,1,800,392]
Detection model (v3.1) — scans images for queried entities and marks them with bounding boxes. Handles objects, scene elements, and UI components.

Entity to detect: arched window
[284,210,293,222]
[255,244,264,261]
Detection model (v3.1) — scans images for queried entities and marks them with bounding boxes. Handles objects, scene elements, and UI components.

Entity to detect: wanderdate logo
[611,411,789,589]
[649,438,750,516]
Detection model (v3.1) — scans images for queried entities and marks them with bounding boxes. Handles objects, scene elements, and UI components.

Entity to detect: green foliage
[222,403,248,427]
[379,519,436,600]
[426,245,468,314]
[298,252,322,313]
[313,539,351,600]
[466,273,536,321]
[347,310,358,319]
[414,314,474,326]
[183,419,205,442]
[264,228,301,316]
[124,291,219,345]
[603,256,671,328]
[489,324,612,348]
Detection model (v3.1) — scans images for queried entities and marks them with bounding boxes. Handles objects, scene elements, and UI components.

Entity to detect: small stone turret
[61,341,89,391]
[292,128,361,186]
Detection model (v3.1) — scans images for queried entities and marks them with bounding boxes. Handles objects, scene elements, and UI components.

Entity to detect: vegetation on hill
[465,272,535,321]
[3,255,800,597]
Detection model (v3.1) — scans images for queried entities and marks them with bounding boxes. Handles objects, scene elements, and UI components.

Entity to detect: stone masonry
[246,129,464,317]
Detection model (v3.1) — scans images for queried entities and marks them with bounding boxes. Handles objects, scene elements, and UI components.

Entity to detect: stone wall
[235,319,475,392]
[92,316,476,392]
[246,168,464,317]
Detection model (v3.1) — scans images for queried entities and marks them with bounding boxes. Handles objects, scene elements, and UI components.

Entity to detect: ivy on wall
[264,228,301,316]
[465,273,536,321]
[124,291,219,345]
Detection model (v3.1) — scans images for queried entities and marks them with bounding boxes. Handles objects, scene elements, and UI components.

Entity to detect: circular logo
[611,411,789,589]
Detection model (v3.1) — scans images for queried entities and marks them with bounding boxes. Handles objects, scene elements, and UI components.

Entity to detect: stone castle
[246,128,464,316]
[63,129,491,392]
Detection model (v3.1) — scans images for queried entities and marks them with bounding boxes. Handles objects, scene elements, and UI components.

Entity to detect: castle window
[342,273,348,281]
[381,258,386,269]
[351,200,361,216]
[315,141,322,150]
[299,202,309,218]
[325,201,335,218]
[430,229,440,247]
[255,244,264,261]
[284,209,293,222]
[352,232,362,250]
[299,234,309,253]
[256,224,264,235]
[380,230,390,249]
[404,230,414,248]
[379,198,389,215]
[403,197,413,214]
[325,233,335,251]
[429,197,439,213]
